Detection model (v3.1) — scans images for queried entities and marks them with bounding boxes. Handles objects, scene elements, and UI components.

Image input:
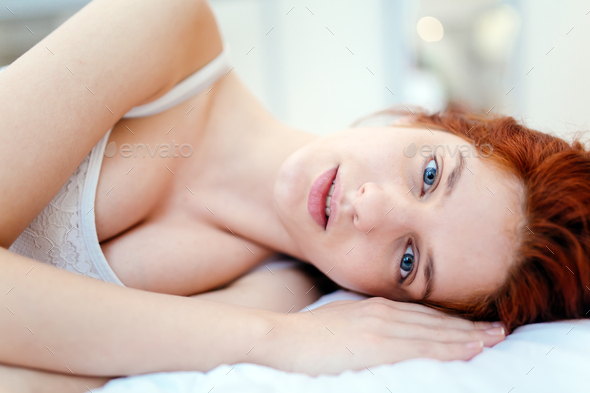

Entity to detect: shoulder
[138,0,225,106]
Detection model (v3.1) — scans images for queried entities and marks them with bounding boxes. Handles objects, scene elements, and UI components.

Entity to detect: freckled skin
[274,126,524,303]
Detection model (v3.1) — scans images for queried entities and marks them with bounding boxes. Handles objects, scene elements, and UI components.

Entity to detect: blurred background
[1,0,588,138]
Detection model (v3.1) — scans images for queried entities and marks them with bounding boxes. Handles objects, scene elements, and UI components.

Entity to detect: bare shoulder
[136,0,225,105]
[0,0,223,246]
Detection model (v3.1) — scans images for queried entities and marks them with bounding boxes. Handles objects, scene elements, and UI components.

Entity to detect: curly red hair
[357,104,590,332]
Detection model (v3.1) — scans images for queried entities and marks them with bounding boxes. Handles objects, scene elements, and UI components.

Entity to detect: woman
[0,0,588,391]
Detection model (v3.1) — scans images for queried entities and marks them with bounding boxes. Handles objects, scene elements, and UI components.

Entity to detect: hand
[267,297,505,375]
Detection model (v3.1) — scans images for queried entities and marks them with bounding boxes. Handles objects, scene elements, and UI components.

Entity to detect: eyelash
[399,155,442,283]
[420,155,441,197]
[400,239,415,283]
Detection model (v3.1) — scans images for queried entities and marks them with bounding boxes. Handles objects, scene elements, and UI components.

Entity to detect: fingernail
[491,322,504,328]
[465,340,483,349]
[485,327,505,336]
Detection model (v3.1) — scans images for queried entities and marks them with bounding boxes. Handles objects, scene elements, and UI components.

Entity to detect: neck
[184,74,317,261]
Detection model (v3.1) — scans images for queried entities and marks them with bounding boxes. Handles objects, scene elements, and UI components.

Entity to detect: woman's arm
[0,0,222,247]
[1,248,504,377]
[192,263,329,312]
[0,247,276,376]
[2,260,327,393]
[0,362,110,393]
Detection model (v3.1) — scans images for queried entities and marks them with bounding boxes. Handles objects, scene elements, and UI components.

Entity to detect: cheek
[317,244,390,294]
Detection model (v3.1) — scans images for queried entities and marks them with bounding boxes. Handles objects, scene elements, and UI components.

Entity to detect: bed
[95,258,590,393]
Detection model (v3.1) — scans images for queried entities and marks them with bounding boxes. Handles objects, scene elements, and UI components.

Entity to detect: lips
[308,166,339,229]
[327,169,341,230]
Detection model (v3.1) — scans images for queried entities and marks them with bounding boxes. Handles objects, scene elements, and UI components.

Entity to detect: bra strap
[123,41,232,119]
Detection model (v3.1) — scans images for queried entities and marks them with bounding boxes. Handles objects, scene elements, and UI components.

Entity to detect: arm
[1,260,327,393]
[0,247,275,376]
[0,362,110,393]
[0,247,503,377]
[0,0,222,247]
[192,262,328,313]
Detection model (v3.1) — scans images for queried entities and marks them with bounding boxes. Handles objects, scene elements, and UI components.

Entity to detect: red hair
[359,104,590,332]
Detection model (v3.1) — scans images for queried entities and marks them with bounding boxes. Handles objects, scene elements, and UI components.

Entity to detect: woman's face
[274,126,524,303]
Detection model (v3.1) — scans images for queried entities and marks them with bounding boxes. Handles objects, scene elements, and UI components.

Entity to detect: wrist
[227,307,282,367]
[246,311,307,372]
[179,299,279,371]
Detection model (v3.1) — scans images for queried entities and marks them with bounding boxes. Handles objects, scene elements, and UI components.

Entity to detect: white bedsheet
[96,289,589,393]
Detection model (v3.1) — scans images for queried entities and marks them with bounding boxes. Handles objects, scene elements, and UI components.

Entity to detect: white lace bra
[5,44,233,285]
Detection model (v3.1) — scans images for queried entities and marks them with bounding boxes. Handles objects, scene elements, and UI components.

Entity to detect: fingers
[402,339,484,362]
[356,298,505,346]
[367,297,499,330]
[385,322,505,347]
[368,298,456,318]
[391,308,497,331]
[314,300,358,309]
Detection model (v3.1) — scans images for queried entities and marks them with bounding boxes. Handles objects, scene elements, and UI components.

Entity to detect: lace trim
[9,153,103,279]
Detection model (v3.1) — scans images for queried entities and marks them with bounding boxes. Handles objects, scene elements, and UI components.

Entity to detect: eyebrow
[444,154,465,197]
[421,252,435,300]
[420,154,464,300]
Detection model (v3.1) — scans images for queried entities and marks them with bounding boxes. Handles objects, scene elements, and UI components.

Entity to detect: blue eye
[423,159,437,191]
[400,244,414,279]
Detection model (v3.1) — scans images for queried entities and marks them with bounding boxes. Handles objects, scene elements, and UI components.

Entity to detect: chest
[93,96,274,294]
[99,214,274,295]
[95,94,207,242]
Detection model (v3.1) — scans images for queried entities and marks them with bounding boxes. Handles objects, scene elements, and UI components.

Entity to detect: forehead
[409,131,523,302]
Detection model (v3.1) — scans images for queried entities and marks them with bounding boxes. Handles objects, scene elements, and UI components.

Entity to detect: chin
[273,148,311,234]
[277,140,329,210]
[274,156,300,213]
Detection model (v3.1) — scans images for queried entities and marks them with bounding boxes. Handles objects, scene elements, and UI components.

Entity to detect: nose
[352,182,392,233]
